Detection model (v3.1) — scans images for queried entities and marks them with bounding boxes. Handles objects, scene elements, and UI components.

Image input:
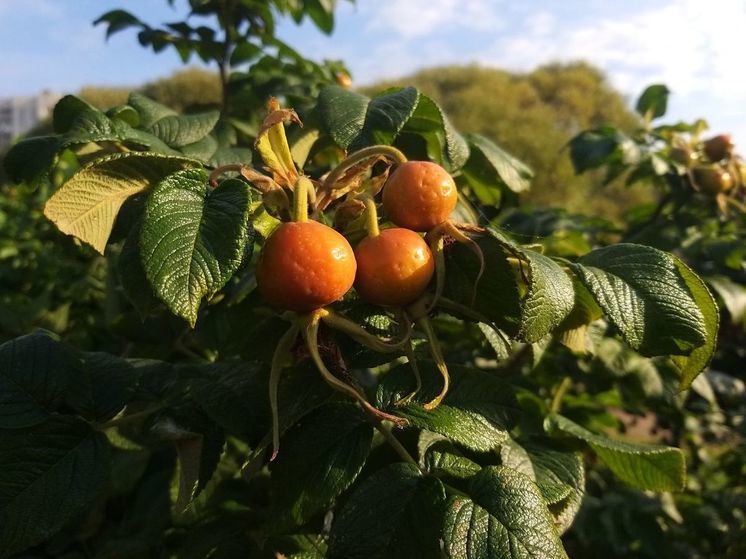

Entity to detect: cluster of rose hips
[670,134,746,206]
[222,100,481,458]
[256,159,454,313]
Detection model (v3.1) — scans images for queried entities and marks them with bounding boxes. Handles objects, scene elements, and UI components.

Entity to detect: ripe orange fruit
[256,221,356,312]
[354,228,434,307]
[382,161,457,232]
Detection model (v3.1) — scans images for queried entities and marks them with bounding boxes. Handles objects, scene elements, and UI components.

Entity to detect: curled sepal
[269,322,301,461]
[407,302,450,410]
[303,310,407,426]
[426,221,485,310]
[255,97,301,188]
[316,145,407,211]
[321,309,410,354]
[395,338,424,408]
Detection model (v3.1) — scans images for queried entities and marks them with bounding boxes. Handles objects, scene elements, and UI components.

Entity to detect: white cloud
[363,0,504,39]
[482,0,746,102]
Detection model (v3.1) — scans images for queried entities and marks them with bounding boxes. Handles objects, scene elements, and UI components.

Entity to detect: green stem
[409,301,449,411]
[96,403,166,430]
[321,309,409,353]
[303,311,408,426]
[373,420,420,468]
[323,145,407,193]
[269,322,300,460]
[550,376,572,414]
[364,196,380,237]
[294,176,311,222]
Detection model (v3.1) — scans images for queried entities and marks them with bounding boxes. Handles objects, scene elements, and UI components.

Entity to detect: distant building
[0,90,61,150]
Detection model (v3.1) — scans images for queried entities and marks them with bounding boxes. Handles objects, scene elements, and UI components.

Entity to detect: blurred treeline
[368,62,653,219]
[77,62,653,220]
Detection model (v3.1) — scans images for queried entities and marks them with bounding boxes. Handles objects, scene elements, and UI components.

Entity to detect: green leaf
[707,275,746,325]
[128,92,177,129]
[0,331,83,428]
[328,463,446,559]
[423,439,481,480]
[636,84,670,120]
[229,42,262,65]
[377,362,520,452]
[304,0,336,33]
[443,466,568,559]
[546,414,685,492]
[140,171,253,326]
[163,415,225,513]
[207,146,253,168]
[519,250,574,343]
[187,362,333,442]
[444,229,574,342]
[77,352,139,422]
[44,152,196,254]
[119,219,159,317]
[107,104,141,127]
[349,87,420,151]
[670,257,719,388]
[270,403,373,529]
[568,127,627,173]
[0,416,110,558]
[317,86,369,149]
[317,86,420,151]
[462,133,533,203]
[403,94,469,170]
[147,111,220,148]
[180,134,219,162]
[2,135,60,188]
[53,95,98,133]
[444,229,522,334]
[571,243,707,356]
[93,9,143,40]
[500,439,585,534]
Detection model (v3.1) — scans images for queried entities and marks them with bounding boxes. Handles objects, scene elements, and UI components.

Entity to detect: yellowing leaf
[43,152,196,254]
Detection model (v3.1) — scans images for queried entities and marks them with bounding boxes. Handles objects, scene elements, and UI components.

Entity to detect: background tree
[370,62,652,220]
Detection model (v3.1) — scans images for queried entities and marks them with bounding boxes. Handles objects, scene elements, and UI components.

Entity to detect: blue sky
[1,0,745,143]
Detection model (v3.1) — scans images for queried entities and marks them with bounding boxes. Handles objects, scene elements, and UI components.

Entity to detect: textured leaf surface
[187,362,333,442]
[500,439,585,534]
[572,244,707,356]
[547,414,685,492]
[424,440,481,480]
[77,352,139,422]
[141,171,253,326]
[270,403,373,529]
[443,466,568,559]
[670,257,719,388]
[445,229,573,341]
[44,152,195,253]
[444,230,522,334]
[519,250,575,343]
[0,416,110,557]
[0,331,83,428]
[377,362,520,452]
[129,92,177,128]
[317,86,369,149]
[349,87,420,150]
[328,463,446,559]
[147,111,220,148]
